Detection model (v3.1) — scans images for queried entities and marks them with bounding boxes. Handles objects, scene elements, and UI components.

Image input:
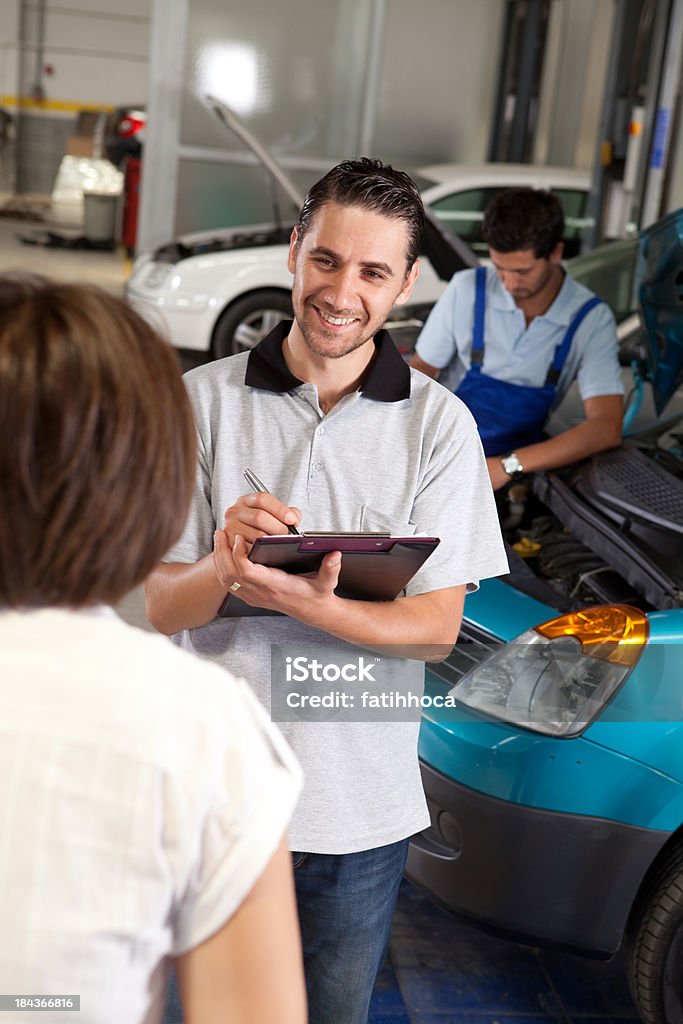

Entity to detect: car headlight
[143,262,172,289]
[449,605,648,737]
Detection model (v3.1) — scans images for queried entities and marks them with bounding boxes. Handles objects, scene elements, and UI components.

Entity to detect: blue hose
[622,360,645,436]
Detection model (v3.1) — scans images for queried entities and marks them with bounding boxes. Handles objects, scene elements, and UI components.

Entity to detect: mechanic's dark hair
[0,274,197,609]
[482,187,564,259]
[296,157,424,270]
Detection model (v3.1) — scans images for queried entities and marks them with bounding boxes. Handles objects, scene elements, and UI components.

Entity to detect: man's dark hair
[482,187,564,259]
[296,157,424,270]
[0,275,197,609]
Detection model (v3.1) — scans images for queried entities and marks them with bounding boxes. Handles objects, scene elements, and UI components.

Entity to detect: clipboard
[218,534,440,618]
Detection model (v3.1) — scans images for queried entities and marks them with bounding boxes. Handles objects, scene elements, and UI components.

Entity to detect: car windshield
[426,185,590,260]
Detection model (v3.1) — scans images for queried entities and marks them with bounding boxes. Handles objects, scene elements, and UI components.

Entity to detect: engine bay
[500,428,683,612]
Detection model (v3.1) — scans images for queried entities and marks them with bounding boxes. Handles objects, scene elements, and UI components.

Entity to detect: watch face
[502,454,523,475]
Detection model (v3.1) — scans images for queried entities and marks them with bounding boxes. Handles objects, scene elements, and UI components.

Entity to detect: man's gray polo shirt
[167,324,508,854]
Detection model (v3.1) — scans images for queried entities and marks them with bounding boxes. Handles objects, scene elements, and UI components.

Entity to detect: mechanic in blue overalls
[411,188,624,489]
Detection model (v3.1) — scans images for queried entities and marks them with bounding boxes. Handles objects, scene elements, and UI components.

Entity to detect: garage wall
[2,1,678,240]
[372,0,504,165]
[1,0,151,196]
[0,4,21,102]
[534,0,615,170]
[668,106,683,211]
[148,0,673,250]
[176,0,506,164]
[0,1,21,195]
[180,0,377,158]
[143,0,508,243]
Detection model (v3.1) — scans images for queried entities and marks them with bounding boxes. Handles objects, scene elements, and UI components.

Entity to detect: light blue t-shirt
[415,266,624,408]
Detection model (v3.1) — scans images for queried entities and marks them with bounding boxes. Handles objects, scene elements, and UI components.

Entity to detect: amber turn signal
[533,604,649,667]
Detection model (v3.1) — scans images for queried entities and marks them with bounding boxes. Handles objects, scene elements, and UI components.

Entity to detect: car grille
[428,622,502,688]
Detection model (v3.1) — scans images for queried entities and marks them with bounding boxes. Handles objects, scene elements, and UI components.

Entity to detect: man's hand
[213,530,342,615]
[213,527,464,659]
[486,455,511,491]
[224,492,302,545]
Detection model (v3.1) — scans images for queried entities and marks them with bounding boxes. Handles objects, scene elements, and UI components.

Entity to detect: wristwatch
[500,452,524,479]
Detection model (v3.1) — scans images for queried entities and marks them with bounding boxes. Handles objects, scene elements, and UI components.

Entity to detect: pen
[243,468,300,535]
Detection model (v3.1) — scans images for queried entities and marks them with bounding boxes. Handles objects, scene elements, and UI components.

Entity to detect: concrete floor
[0,205,129,293]
[162,882,641,1023]
[0,203,641,1023]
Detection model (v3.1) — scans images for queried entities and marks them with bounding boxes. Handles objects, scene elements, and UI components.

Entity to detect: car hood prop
[203,94,305,231]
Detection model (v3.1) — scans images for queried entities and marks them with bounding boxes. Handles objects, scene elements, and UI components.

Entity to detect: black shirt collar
[244,322,302,392]
[244,321,411,402]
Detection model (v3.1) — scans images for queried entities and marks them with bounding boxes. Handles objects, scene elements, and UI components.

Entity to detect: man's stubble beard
[295,302,381,360]
[298,323,375,360]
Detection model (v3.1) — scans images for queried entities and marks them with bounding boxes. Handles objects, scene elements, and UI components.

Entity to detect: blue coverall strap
[470,266,487,368]
[545,295,603,386]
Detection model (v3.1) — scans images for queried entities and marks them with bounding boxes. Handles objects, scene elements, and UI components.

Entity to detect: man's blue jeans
[292,837,409,1024]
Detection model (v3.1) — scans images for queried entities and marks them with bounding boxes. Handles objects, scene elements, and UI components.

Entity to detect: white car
[126,98,591,360]
[414,162,591,259]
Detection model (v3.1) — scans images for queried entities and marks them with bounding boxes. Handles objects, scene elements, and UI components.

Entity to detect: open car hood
[200,94,477,281]
[204,94,305,226]
[637,206,683,414]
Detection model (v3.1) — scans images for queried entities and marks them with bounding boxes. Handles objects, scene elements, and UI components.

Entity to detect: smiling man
[145,158,508,1024]
[410,187,624,489]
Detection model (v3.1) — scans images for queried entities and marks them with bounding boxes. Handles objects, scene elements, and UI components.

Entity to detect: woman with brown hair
[0,275,306,1024]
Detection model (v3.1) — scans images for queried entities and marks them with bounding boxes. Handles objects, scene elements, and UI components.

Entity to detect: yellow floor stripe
[0,95,114,115]
[122,249,134,278]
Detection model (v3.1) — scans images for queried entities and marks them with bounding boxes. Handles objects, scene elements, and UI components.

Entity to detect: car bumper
[406,761,669,956]
[125,285,215,352]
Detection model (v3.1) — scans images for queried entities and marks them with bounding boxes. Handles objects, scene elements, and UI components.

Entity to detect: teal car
[407,207,683,1024]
